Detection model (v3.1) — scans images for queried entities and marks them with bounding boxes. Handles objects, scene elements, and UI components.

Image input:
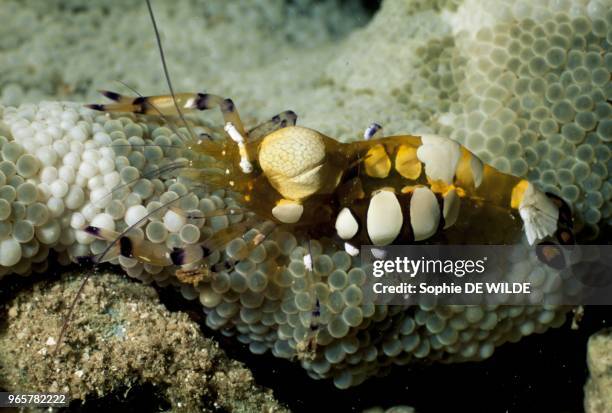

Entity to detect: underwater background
[0,0,610,412]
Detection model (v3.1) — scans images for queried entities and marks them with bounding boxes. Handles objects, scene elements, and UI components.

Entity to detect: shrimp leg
[87,90,247,136]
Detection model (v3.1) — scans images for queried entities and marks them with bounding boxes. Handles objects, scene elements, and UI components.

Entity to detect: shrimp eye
[536,242,566,270]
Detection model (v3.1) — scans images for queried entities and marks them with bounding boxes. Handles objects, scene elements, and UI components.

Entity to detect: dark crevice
[67,383,171,413]
[354,0,383,15]
[157,283,611,413]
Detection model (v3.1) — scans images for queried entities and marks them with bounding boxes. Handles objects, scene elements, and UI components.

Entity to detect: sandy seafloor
[0,0,611,412]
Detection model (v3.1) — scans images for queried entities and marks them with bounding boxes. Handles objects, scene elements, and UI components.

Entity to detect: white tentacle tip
[303,253,313,271]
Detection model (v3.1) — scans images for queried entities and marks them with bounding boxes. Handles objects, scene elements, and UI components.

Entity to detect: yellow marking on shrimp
[455,151,475,187]
[511,179,530,209]
[394,144,421,180]
[400,185,417,194]
[364,144,391,178]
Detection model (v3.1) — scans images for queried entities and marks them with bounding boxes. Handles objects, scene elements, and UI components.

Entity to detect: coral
[0,102,570,389]
[584,328,612,413]
[0,272,287,412]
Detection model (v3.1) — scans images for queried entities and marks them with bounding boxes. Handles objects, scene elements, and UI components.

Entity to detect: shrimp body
[85,90,574,271]
[195,125,571,249]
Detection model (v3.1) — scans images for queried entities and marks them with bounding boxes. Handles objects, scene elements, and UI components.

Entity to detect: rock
[584,328,612,413]
[0,272,288,413]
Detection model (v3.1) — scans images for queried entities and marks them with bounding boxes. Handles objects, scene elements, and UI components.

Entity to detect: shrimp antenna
[115,79,189,142]
[52,269,92,357]
[145,0,197,140]
[55,1,207,357]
